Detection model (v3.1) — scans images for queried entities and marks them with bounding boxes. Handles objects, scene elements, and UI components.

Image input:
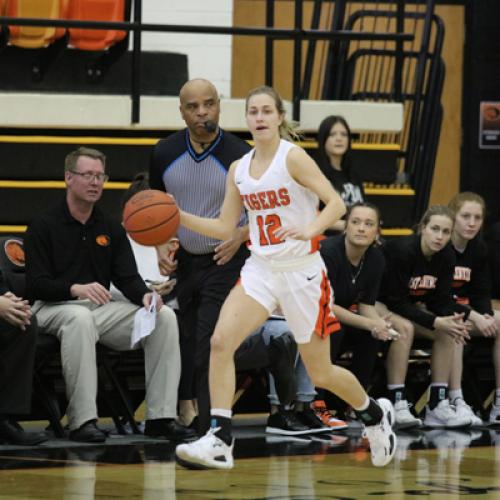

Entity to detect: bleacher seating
[67,0,126,51]
[5,0,67,49]
[3,0,128,53]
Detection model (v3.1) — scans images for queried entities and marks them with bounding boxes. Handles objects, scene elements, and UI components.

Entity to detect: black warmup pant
[325,326,382,414]
[331,326,381,389]
[0,318,38,415]
[176,245,252,434]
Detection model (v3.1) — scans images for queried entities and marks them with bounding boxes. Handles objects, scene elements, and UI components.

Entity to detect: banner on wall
[479,102,500,149]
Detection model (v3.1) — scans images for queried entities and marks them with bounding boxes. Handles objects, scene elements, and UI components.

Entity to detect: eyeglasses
[69,170,109,183]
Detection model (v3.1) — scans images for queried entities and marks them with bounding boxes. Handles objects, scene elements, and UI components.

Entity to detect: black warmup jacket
[451,237,493,315]
[379,234,469,329]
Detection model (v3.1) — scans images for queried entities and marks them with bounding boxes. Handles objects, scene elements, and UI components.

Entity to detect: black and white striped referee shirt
[150,128,251,255]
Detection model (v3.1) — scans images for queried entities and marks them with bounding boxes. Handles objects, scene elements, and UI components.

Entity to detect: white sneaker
[394,400,423,429]
[452,398,483,427]
[362,398,397,467]
[489,403,500,426]
[175,428,234,470]
[424,399,471,428]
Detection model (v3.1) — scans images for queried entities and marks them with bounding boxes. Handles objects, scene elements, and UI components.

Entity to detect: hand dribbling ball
[123,189,179,246]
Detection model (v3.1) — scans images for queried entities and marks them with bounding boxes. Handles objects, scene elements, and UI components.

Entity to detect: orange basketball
[123,189,180,246]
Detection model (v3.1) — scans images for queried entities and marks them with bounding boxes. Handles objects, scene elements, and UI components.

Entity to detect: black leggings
[176,245,249,434]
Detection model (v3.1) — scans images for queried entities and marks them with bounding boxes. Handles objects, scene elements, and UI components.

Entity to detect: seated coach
[25,147,193,443]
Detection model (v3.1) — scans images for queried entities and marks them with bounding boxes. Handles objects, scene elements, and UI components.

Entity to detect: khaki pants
[34,299,180,430]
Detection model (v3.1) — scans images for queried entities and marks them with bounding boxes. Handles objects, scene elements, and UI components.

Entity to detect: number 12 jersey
[235,139,319,259]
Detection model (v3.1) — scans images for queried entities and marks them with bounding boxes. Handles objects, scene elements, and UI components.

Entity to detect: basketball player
[175,86,396,470]
[447,192,500,426]
[315,203,397,424]
[376,205,471,428]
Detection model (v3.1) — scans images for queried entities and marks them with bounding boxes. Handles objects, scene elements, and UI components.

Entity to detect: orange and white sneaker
[310,400,348,430]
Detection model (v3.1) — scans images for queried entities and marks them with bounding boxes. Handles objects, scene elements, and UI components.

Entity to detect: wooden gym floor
[1,418,500,499]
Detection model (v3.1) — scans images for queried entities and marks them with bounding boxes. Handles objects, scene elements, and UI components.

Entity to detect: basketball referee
[150,79,251,434]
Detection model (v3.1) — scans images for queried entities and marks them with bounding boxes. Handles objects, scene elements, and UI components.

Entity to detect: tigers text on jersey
[235,139,319,259]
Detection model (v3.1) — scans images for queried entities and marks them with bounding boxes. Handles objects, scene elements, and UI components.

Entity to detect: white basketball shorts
[240,252,340,344]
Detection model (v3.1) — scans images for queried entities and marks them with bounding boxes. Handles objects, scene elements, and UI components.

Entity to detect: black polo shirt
[25,198,148,306]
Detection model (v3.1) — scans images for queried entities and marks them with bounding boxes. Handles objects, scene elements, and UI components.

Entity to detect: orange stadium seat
[0,0,6,45]
[68,0,126,51]
[6,0,67,49]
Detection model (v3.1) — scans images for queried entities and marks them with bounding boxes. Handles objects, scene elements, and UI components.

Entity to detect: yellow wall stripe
[0,136,158,146]
[381,228,414,236]
[0,225,413,236]
[0,225,28,233]
[0,180,131,189]
[0,135,400,151]
[365,187,415,196]
[0,181,414,194]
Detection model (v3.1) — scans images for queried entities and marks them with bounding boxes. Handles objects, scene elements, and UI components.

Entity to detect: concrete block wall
[141,0,233,96]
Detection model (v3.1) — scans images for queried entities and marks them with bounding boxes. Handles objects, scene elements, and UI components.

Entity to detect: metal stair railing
[1,0,413,123]
[302,1,443,220]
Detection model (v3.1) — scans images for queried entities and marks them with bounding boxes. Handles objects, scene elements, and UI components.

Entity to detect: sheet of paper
[130,292,159,348]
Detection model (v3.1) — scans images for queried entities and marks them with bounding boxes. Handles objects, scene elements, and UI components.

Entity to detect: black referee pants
[176,245,251,434]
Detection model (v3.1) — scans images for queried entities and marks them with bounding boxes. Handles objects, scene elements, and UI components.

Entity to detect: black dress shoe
[269,332,297,406]
[188,416,199,433]
[69,420,107,443]
[144,418,197,441]
[0,419,48,446]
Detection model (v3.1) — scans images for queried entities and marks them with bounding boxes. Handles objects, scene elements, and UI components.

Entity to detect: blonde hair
[245,85,300,142]
[418,204,455,233]
[448,191,486,218]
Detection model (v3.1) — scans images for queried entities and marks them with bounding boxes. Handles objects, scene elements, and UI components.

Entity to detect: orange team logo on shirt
[408,275,437,296]
[453,266,471,283]
[96,235,110,247]
[4,239,25,267]
[408,275,437,290]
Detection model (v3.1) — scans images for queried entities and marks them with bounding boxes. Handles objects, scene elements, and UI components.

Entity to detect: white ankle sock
[449,389,464,403]
[211,408,232,419]
[495,389,500,406]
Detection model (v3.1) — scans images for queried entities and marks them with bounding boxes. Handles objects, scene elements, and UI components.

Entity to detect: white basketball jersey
[235,139,319,259]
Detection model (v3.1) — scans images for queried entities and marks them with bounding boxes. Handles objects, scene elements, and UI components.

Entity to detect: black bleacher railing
[0,0,412,122]
[1,0,444,221]
[296,0,442,220]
